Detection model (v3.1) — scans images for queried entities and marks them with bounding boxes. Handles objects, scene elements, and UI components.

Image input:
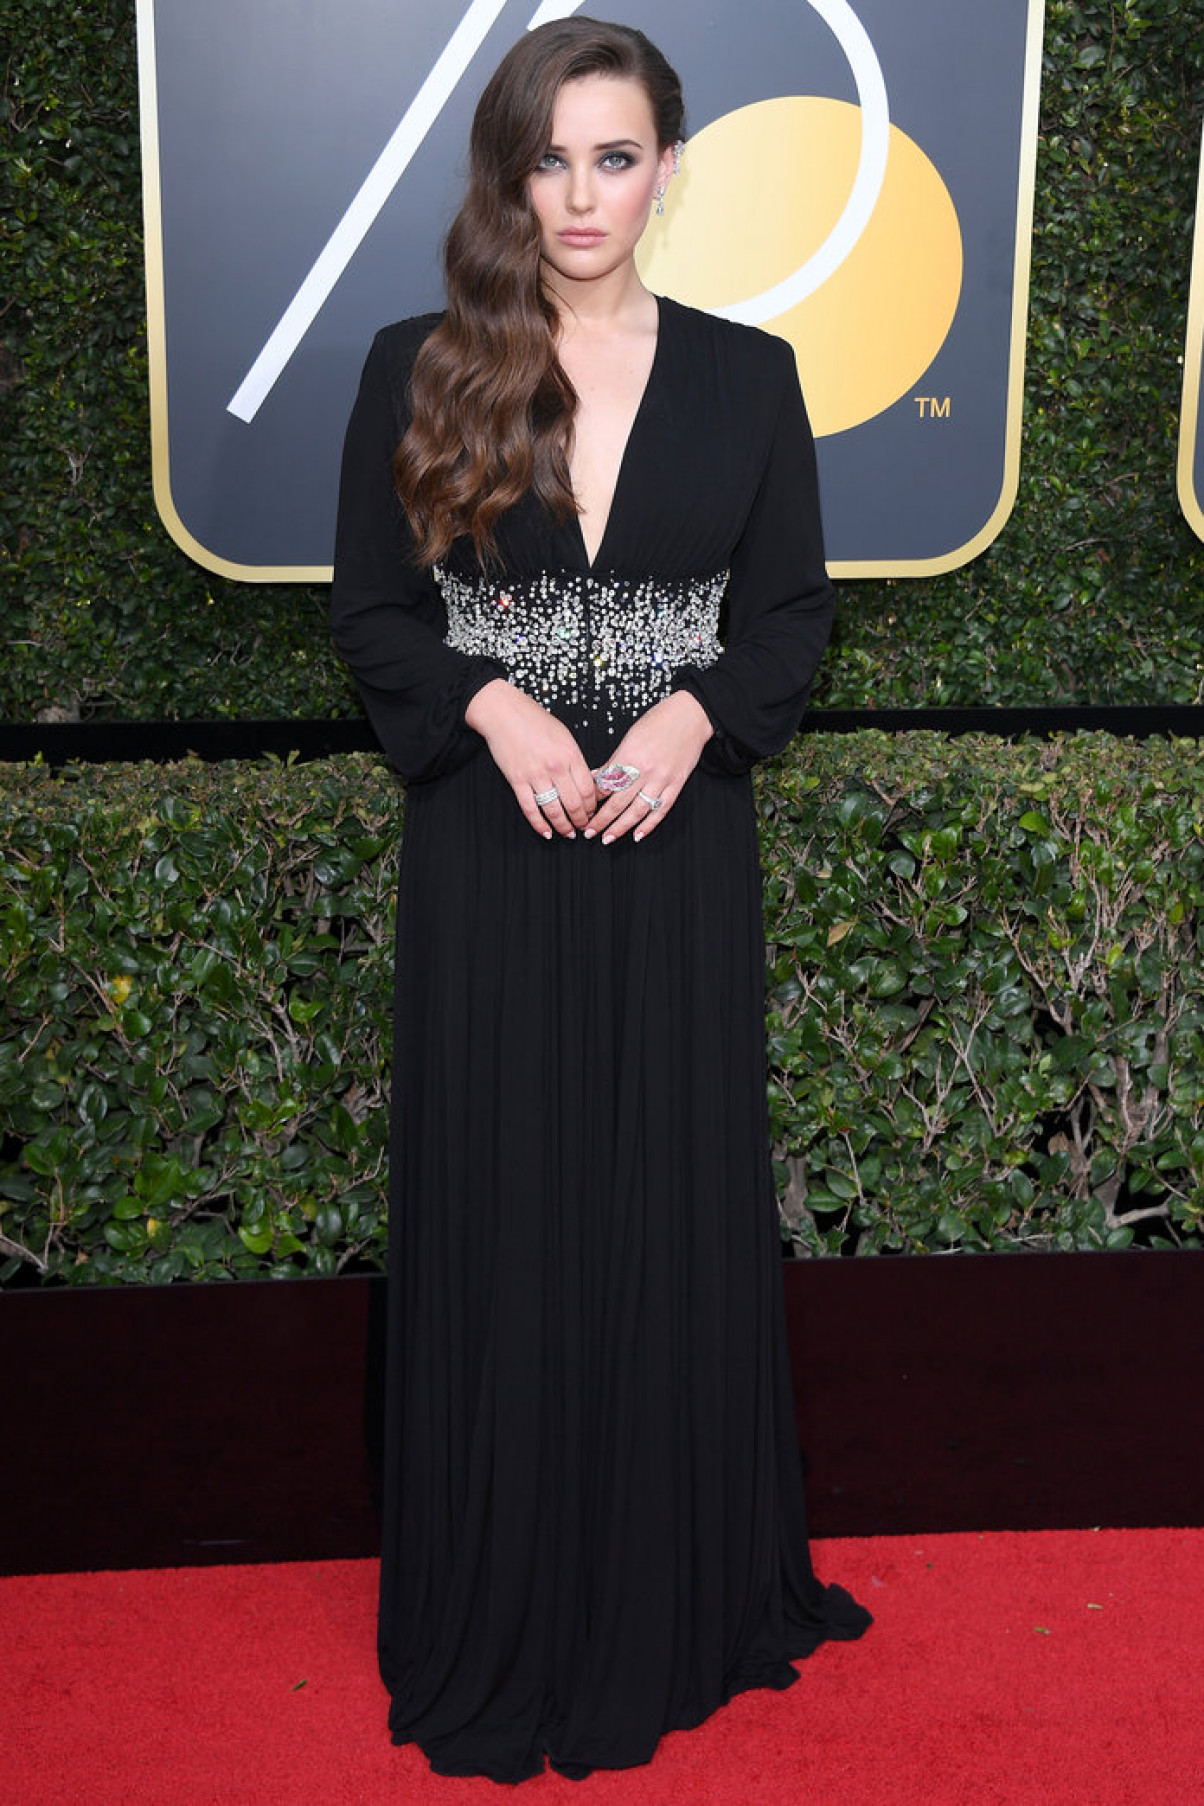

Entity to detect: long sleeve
[671,335,835,776]
[329,323,507,784]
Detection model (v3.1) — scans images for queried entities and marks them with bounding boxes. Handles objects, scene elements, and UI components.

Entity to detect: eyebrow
[543,137,646,154]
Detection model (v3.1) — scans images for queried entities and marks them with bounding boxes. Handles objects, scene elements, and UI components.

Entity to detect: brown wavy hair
[394,17,684,566]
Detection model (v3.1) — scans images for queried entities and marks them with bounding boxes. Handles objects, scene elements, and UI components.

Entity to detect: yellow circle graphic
[638,97,963,437]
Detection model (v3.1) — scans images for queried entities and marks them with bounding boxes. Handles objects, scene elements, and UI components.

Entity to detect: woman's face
[528,74,675,290]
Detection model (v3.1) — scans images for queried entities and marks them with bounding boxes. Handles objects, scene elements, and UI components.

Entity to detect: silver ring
[533,786,559,807]
[638,790,664,812]
[594,763,640,794]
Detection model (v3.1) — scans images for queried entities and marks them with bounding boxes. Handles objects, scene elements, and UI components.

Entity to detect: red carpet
[7,1530,1203,1803]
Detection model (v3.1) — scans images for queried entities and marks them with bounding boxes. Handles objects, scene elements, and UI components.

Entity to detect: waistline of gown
[437,566,727,735]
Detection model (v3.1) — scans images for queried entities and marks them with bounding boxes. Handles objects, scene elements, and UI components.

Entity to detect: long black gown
[330,294,871,1783]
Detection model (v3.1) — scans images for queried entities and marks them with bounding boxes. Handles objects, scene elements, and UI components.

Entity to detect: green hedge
[3,2,1204,719]
[761,733,1204,1254]
[3,733,1203,1286]
[0,755,398,1283]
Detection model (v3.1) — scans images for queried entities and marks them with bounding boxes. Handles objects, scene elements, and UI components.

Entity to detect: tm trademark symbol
[916,396,952,419]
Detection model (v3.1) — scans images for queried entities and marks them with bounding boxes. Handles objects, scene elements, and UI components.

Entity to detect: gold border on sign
[135,0,329,582]
[829,0,1046,579]
[1176,127,1204,544]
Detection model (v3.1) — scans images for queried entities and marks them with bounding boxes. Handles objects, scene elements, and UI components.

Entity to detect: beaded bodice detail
[438,567,727,733]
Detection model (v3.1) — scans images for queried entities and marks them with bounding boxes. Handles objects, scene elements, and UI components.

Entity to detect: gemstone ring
[594,763,640,794]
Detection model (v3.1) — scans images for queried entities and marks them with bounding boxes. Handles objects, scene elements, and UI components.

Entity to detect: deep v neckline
[571,296,665,573]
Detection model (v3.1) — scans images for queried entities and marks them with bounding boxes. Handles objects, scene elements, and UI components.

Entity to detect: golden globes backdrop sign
[137,0,1044,579]
[1178,123,1204,543]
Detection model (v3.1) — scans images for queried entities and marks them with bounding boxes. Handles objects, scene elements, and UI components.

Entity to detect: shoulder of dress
[369,312,445,369]
[357,314,446,427]
[657,295,794,374]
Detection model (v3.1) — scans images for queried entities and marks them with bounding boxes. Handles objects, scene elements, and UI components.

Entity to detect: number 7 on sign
[227,0,583,422]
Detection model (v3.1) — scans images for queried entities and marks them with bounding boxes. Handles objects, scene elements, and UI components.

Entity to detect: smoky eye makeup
[535,139,645,172]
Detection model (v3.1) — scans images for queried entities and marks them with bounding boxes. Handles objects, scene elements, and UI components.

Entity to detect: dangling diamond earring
[654,142,682,217]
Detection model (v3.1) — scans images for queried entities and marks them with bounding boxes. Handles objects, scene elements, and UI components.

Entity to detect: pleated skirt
[377,748,870,1782]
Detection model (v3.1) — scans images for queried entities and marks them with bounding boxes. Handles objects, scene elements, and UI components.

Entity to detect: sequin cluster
[437,567,727,730]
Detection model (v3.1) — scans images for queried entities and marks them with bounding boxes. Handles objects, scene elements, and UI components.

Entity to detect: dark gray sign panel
[137,0,1044,578]
[1179,126,1204,544]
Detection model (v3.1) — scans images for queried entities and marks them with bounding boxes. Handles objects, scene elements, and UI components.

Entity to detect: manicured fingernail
[633,831,644,843]
[566,830,576,839]
[583,828,596,839]
[544,829,553,840]
[601,833,613,846]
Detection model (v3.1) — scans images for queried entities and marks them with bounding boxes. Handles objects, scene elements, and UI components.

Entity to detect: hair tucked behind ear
[393,17,684,566]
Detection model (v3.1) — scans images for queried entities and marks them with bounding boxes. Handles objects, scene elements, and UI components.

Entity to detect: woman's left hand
[587,691,714,844]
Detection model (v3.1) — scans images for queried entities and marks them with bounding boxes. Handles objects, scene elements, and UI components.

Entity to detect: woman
[331,15,870,1783]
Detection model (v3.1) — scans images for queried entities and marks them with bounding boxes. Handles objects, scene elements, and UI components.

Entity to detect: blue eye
[600,152,634,170]
[536,152,564,171]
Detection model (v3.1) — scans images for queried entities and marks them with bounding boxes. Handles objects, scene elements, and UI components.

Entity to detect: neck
[541,260,654,334]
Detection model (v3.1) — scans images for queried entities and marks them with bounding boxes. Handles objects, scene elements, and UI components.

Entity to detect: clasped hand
[464,680,713,843]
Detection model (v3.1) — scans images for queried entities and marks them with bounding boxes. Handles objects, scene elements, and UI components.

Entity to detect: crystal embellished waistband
[437,567,727,730]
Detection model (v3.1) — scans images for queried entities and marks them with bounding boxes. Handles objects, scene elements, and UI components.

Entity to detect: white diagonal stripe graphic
[228,0,511,422]
[526,1,585,25]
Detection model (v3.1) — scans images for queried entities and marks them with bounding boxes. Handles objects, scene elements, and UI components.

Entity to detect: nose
[565,161,595,215]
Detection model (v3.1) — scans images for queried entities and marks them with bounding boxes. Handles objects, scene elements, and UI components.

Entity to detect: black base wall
[3,1251,1200,1575]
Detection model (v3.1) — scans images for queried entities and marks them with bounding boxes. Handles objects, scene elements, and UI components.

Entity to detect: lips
[558,229,606,245]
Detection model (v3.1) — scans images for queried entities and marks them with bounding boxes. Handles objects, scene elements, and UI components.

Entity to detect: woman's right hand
[465,679,597,839]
